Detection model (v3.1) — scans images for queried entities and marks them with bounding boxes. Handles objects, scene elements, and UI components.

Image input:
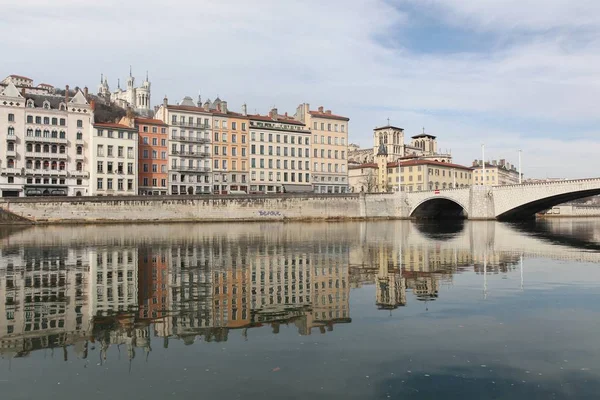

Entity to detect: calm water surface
[1,219,600,399]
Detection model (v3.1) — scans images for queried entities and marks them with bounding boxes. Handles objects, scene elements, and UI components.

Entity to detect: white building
[89,247,139,316]
[97,68,151,117]
[0,80,92,197]
[154,96,213,195]
[90,123,138,196]
[249,109,312,193]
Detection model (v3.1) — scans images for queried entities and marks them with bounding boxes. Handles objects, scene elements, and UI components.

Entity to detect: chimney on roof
[492,160,497,166]
[65,85,70,104]
[318,106,324,113]
[221,101,228,114]
[242,103,247,116]
[84,86,88,99]
[499,159,505,167]
[21,87,26,97]
[203,101,210,112]
[284,112,288,117]
[163,95,168,121]
[326,110,331,114]
[269,108,278,119]
[90,100,96,111]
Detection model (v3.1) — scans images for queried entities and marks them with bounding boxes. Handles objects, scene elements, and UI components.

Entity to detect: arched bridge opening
[411,198,467,220]
[497,188,600,221]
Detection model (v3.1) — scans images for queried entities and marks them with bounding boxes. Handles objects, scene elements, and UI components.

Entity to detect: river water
[1,219,600,399]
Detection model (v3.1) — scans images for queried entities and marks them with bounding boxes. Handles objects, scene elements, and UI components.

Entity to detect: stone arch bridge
[404,178,600,220]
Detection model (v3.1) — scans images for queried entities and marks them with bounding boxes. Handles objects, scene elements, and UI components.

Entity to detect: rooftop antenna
[387,117,390,126]
[422,127,425,134]
[129,65,132,77]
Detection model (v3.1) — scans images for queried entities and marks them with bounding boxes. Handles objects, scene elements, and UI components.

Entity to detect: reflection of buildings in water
[89,247,138,317]
[0,246,91,359]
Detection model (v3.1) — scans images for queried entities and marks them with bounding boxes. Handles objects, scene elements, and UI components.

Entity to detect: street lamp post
[481,144,485,187]
[518,149,522,184]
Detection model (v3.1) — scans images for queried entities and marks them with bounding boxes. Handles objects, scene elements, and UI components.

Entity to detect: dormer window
[27,99,34,108]
[59,103,66,111]
[43,100,50,109]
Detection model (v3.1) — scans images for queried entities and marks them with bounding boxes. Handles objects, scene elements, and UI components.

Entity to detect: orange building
[212,104,250,194]
[121,117,169,195]
[212,266,251,329]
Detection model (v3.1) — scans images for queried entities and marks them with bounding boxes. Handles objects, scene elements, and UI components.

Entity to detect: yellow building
[212,102,250,194]
[294,103,350,193]
[348,162,378,192]
[349,155,473,193]
[472,159,521,186]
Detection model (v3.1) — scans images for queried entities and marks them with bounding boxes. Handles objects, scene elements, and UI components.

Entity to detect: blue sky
[2,0,599,178]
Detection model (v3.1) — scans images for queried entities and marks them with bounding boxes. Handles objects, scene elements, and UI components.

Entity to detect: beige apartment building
[249,109,312,193]
[212,102,250,194]
[294,103,350,193]
[153,96,212,195]
[472,159,521,186]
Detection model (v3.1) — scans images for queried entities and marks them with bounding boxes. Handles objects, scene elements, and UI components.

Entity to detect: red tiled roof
[388,159,472,170]
[134,118,167,126]
[37,83,54,87]
[349,159,472,170]
[9,74,33,81]
[349,163,378,169]
[93,122,137,130]
[308,110,349,121]
[249,114,306,126]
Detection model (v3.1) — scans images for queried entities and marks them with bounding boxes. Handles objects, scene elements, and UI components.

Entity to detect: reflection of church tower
[375,244,406,310]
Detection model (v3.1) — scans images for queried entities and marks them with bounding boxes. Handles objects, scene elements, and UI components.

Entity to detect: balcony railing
[1,168,22,175]
[170,166,211,173]
[171,121,210,129]
[25,136,68,144]
[6,135,16,141]
[24,169,68,176]
[170,135,210,144]
[69,170,90,178]
[25,152,68,160]
[170,150,210,158]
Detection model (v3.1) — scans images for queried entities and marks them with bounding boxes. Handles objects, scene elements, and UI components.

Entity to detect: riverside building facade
[0,80,93,197]
[248,109,312,194]
[90,123,138,196]
[120,117,169,195]
[294,104,350,193]
[154,96,212,195]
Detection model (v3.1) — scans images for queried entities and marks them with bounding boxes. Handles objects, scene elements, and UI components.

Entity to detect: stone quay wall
[538,204,600,218]
[0,193,406,224]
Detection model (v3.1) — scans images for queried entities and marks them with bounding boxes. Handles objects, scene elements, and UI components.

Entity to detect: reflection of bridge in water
[0,219,598,362]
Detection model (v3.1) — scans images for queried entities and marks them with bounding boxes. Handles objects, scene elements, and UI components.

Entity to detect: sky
[2,0,600,178]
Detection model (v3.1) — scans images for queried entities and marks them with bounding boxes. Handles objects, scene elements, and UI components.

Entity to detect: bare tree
[361,172,378,193]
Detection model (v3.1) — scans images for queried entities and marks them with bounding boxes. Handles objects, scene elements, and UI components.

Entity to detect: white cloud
[1,0,599,177]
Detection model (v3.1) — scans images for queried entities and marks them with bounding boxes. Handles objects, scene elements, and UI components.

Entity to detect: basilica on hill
[97,68,152,117]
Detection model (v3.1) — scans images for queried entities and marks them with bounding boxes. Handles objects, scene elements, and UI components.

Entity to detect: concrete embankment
[0,193,407,225]
[538,204,600,218]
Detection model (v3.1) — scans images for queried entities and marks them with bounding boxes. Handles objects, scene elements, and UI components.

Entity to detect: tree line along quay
[0,71,540,201]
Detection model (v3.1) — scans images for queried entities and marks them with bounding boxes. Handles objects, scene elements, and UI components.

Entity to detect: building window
[77,120,83,128]
[97,178,103,190]
[8,113,14,122]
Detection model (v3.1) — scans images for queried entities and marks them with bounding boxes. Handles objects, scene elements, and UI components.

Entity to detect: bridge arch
[410,196,468,219]
[496,188,600,220]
